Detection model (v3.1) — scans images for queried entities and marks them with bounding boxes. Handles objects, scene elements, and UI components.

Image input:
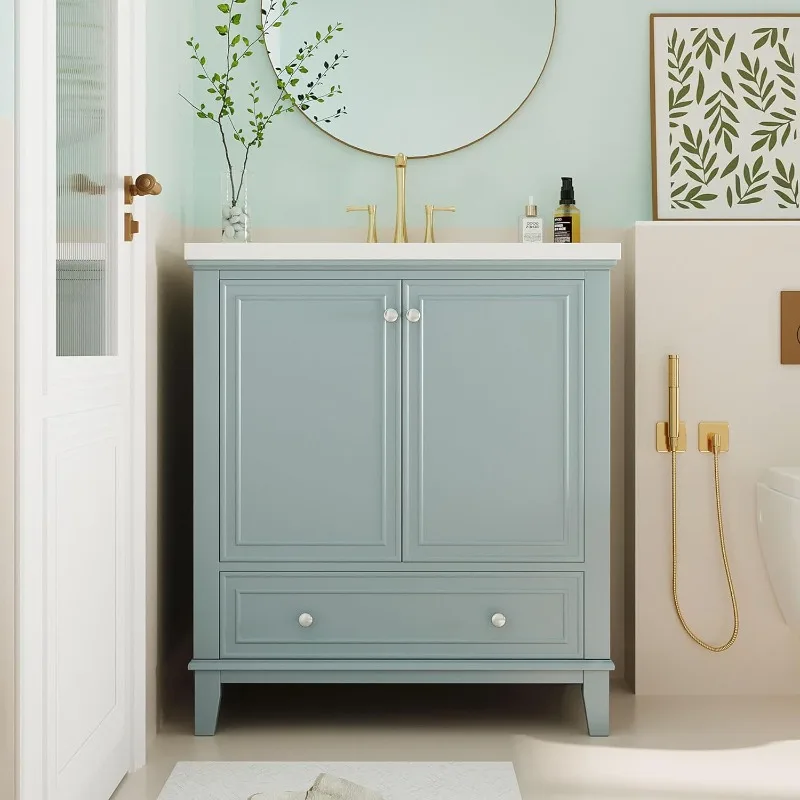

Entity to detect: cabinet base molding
[190,660,613,736]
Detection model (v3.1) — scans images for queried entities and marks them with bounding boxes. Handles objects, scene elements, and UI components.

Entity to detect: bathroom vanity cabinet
[186,243,620,736]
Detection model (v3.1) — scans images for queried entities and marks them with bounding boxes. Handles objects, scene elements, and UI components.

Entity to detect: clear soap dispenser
[519,197,543,243]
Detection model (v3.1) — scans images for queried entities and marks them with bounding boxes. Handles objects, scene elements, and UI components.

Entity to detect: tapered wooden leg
[194,671,222,736]
[582,670,610,736]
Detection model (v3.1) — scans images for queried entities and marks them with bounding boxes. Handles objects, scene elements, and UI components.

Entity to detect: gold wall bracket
[656,421,687,453]
[698,422,730,453]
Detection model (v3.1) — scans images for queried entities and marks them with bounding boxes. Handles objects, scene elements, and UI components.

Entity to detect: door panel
[221,572,583,659]
[404,280,584,562]
[221,280,402,561]
[46,409,128,800]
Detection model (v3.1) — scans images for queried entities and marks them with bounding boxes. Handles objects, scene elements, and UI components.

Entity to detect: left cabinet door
[221,280,402,562]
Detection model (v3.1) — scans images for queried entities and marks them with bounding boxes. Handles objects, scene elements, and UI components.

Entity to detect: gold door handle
[125,174,162,205]
[347,204,378,243]
[423,205,456,243]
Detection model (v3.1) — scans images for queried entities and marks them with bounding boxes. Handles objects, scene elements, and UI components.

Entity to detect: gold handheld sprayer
[658,354,739,653]
[668,355,680,452]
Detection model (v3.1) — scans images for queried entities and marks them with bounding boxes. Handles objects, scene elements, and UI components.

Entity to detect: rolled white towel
[249,773,384,800]
[308,773,384,800]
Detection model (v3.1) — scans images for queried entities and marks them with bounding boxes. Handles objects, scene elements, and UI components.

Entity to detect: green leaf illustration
[704,85,739,152]
[724,34,737,62]
[678,127,719,186]
[692,27,722,69]
[775,42,796,103]
[726,156,769,206]
[738,52,776,112]
[753,27,780,49]
[667,31,695,128]
[773,160,800,208]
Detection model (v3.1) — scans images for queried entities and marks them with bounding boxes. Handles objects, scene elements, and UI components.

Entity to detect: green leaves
[216,24,228,36]
[738,52,775,113]
[726,156,768,207]
[773,160,800,208]
[692,26,724,69]
[667,31,694,128]
[754,27,780,50]
[704,84,739,153]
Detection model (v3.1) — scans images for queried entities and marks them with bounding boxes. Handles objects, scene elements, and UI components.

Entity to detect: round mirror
[264,0,557,158]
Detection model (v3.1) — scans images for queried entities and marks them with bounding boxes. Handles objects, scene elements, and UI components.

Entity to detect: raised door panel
[404,280,584,562]
[221,280,402,561]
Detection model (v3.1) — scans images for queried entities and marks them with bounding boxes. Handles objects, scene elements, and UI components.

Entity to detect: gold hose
[670,437,739,652]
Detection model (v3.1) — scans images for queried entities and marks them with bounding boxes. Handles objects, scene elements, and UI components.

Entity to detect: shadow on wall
[157,237,195,709]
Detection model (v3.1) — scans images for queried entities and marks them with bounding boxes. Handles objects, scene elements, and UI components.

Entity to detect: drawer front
[221,572,583,659]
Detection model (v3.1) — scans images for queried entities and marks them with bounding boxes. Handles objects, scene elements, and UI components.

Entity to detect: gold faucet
[393,153,408,243]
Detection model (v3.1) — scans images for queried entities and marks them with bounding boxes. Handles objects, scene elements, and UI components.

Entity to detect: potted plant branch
[181,0,347,241]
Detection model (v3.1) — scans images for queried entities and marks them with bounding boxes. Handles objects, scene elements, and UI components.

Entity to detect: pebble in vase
[222,202,249,242]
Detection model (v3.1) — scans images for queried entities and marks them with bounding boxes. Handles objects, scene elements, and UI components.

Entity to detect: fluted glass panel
[56,0,116,357]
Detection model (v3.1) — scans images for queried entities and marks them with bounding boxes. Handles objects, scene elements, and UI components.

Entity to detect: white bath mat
[156,762,521,800]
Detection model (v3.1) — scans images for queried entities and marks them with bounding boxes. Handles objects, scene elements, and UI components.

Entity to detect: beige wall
[0,116,16,799]
[633,222,800,695]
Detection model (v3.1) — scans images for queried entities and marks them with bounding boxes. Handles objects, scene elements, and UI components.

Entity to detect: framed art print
[651,14,800,220]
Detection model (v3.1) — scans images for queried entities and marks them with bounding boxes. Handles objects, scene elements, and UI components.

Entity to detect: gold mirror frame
[261,0,558,160]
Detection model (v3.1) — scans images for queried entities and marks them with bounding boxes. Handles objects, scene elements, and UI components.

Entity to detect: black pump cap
[560,177,575,205]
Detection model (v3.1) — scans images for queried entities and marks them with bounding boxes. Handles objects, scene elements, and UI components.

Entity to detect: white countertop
[184,242,622,262]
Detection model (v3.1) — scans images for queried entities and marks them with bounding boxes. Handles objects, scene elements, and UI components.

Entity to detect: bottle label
[522,218,543,244]
[554,216,573,243]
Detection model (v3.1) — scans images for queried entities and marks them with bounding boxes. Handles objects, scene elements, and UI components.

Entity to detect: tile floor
[113,683,800,800]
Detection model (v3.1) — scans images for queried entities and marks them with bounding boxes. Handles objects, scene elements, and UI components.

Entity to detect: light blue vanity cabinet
[186,244,619,739]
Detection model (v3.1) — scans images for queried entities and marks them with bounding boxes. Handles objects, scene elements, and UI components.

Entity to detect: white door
[17,0,148,797]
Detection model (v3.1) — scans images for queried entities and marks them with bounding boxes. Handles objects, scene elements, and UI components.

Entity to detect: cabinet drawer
[221,572,583,659]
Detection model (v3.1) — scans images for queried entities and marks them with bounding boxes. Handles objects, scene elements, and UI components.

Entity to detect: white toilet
[757,467,800,635]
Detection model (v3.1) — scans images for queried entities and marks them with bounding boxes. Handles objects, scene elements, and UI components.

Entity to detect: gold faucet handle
[347,205,378,243]
[423,205,456,244]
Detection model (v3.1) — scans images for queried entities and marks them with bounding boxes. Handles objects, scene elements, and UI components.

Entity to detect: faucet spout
[393,153,408,243]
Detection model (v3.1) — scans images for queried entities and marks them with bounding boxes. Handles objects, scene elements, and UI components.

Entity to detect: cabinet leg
[194,671,222,736]
[582,671,610,736]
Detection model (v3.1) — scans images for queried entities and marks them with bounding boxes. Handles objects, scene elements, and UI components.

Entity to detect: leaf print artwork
[653,15,800,219]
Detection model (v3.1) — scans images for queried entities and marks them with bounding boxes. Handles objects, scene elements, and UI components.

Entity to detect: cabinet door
[221,280,401,562]
[404,280,584,562]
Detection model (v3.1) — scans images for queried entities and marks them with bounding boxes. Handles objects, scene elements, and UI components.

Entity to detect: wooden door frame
[15,0,149,796]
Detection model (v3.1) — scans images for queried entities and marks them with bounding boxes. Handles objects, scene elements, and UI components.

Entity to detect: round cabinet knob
[384,308,399,323]
[491,613,507,629]
[406,308,421,323]
[298,613,314,628]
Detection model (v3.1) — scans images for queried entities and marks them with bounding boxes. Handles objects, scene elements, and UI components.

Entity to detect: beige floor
[114,683,800,800]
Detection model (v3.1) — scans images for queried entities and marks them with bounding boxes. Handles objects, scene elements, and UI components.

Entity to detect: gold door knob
[347,205,378,243]
[423,205,456,243]
[125,174,163,205]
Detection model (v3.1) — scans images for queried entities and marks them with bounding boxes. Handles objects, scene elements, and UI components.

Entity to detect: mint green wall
[190,0,800,231]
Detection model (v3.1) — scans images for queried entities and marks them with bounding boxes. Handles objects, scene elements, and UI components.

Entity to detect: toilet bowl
[757,467,800,635]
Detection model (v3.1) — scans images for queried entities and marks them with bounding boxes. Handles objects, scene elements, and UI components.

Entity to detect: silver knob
[406,308,421,323]
[384,308,399,323]
[298,613,314,628]
[491,613,506,628]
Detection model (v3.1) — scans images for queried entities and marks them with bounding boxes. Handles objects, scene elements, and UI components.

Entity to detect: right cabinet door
[404,280,584,562]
